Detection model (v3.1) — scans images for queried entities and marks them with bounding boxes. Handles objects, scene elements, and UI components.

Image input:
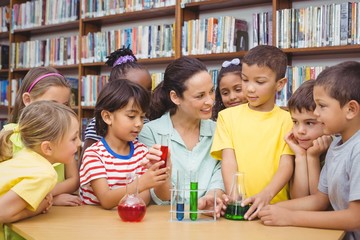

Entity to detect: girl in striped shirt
[79,79,169,209]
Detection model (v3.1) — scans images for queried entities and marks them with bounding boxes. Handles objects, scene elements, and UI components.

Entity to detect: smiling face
[173,71,215,120]
[219,73,247,108]
[313,86,348,137]
[241,63,286,112]
[50,116,81,164]
[291,109,324,149]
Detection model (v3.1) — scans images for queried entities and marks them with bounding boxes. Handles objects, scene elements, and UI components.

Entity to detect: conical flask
[117,173,146,222]
[224,172,249,220]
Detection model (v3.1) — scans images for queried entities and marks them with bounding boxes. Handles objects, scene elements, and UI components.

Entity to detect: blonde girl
[6,66,81,206]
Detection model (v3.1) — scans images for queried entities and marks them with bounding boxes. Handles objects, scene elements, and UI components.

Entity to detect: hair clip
[113,55,136,67]
[222,58,240,68]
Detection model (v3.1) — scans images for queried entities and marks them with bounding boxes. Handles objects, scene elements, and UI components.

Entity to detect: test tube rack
[169,188,217,222]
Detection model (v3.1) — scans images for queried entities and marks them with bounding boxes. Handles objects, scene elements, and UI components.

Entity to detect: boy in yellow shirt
[211,45,294,220]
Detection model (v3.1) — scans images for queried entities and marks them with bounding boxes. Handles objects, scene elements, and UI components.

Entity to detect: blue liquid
[176,203,184,221]
[190,182,198,221]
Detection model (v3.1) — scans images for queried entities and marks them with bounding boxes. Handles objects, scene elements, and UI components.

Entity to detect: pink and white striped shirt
[79,139,147,205]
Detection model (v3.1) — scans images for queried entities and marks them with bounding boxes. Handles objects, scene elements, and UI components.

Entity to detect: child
[212,58,247,120]
[6,67,81,207]
[81,46,152,155]
[0,101,80,235]
[79,79,169,209]
[258,61,360,240]
[211,45,294,220]
[286,80,332,198]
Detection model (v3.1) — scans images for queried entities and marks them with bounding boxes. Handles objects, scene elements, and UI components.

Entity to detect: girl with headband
[212,58,247,121]
[6,66,82,207]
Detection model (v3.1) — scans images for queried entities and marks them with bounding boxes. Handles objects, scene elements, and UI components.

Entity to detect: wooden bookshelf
[0,0,358,135]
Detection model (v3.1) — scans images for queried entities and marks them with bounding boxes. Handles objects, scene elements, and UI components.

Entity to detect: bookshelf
[0,0,359,138]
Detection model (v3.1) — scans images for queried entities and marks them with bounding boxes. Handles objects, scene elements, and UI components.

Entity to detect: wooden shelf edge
[282,45,360,56]
[81,57,176,67]
[182,0,271,11]
[13,20,79,35]
[12,64,79,72]
[187,51,248,61]
[82,6,176,25]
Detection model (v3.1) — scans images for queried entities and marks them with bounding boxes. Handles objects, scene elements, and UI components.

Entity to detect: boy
[258,61,360,240]
[286,80,332,199]
[211,45,294,220]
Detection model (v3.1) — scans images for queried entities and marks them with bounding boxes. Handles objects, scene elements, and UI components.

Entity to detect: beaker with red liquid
[117,173,146,222]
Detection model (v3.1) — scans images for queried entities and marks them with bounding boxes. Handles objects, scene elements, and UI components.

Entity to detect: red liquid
[117,204,146,222]
[160,145,168,169]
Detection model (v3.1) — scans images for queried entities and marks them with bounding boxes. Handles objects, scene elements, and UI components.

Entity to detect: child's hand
[141,144,162,169]
[139,161,170,191]
[37,193,53,214]
[258,204,293,226]
[285,131,306,157]
[53,193,82,206]
[307,135,332,158]
[241,190,273,220]
[198,192,229,218]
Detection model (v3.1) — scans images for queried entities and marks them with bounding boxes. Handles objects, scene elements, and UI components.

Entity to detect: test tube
[176,170,184,221]
[190,171,198,221]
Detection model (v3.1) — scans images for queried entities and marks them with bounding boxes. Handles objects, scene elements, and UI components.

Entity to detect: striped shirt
[79,138,147,205]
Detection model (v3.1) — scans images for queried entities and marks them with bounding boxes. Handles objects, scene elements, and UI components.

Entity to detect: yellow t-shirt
[211,104,294,203]
[0,148,57,211]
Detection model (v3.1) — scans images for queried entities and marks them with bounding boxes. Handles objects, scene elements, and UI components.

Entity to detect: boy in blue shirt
[259,61,360,240]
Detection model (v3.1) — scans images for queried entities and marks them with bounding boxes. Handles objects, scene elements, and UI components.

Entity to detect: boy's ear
[101,110,112,125]
[345,100,360,120]
[22,92,32,106]
[276,77,287,92]
[170,90,180,106]
[40,141,53,157]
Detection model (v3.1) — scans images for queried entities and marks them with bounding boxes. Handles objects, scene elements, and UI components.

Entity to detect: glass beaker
[117,173,146,222]
[224,172,250,220]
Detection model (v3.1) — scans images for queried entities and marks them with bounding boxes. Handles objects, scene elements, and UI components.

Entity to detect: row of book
[12,0,79,31]
[81,0,176,19]
[0,45,9,70]
[182,16,248,56]
[0,6,9,33]
[276,65,328,106]
[10,36,79,69]
[81,24,174,63]
[276,2,360,49]
[253,11,273,47]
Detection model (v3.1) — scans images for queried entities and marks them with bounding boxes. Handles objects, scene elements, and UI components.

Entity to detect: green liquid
[190,182,198,221]
[224,203,250,220]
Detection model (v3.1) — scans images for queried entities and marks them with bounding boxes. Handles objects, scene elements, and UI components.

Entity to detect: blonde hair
[0,101,77,162]
[9,66,71,123]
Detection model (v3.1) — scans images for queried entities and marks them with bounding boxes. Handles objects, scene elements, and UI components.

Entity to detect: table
[7,205,345,240]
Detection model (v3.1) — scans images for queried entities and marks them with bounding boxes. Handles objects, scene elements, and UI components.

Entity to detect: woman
[138,57,226,217]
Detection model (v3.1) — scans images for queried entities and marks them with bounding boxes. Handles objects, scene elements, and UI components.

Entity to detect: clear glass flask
[117,173,146,222]
[224,172,250,220]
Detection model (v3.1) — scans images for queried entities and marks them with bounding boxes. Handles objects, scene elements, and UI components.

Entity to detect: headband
[27,73,64,93]
[222,58,241,68]
[113,55,136,67]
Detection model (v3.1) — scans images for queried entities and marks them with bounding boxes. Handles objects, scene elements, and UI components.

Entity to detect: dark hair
[315,61,360,107]
[288,80,316,113]
[148,56,207,120]
[105,46,148,81]
[242,45,287,80]
[9,66,70,123]
[212,63,242,120]
[95,79,150,137]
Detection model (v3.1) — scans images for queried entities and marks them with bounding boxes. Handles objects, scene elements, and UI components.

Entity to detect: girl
[0,101,80,229]
[212,58,247,121]
[139,57,226,218]
[79,80,169,209]
[6,66,81,207]
[81,46,152,159]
